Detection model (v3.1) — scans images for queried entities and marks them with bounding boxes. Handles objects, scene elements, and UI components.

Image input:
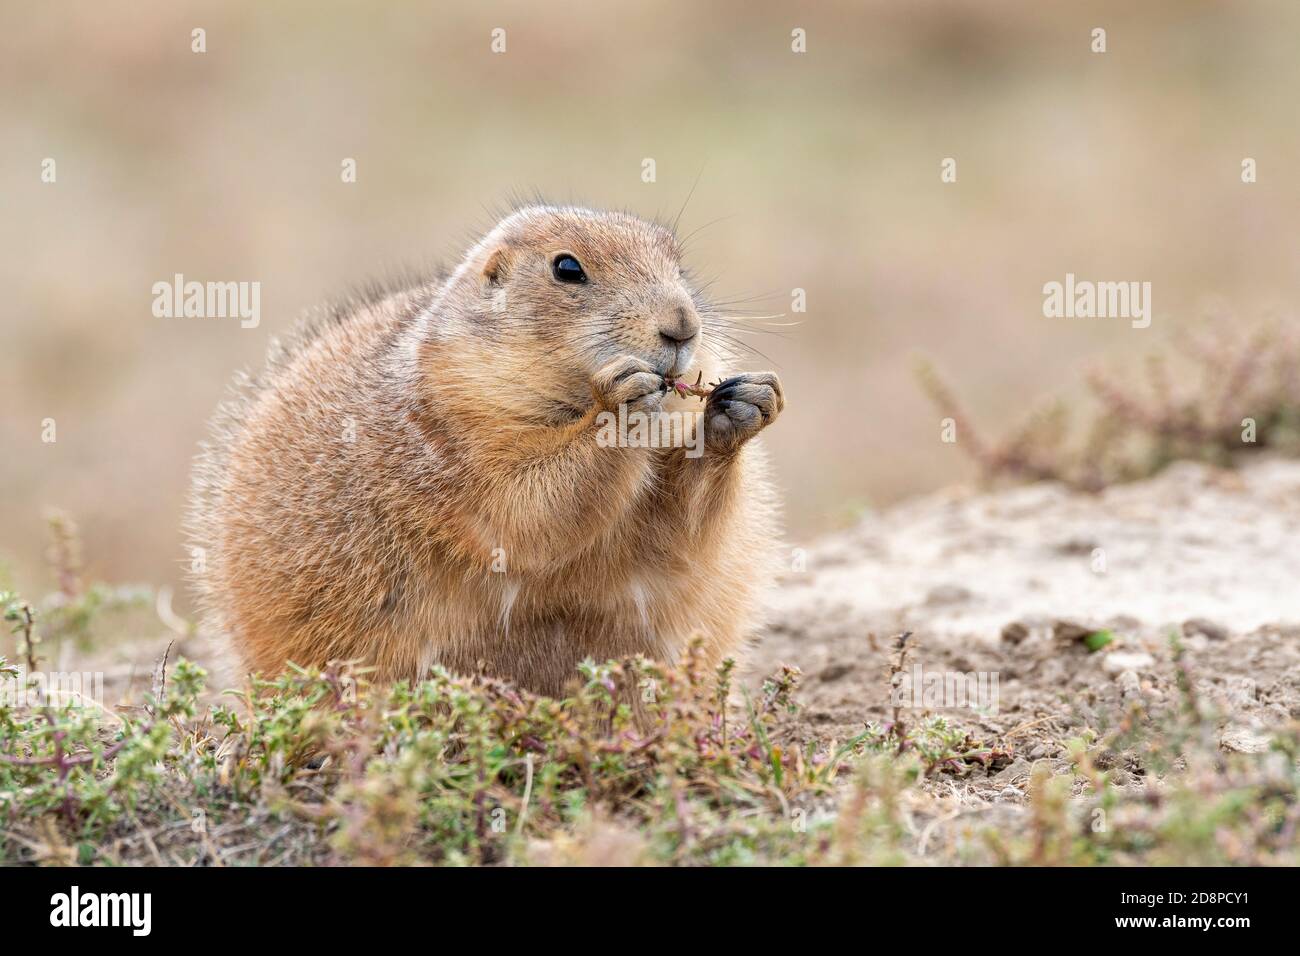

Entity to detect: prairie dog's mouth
[646,353,681,378]
[662,341,696,379]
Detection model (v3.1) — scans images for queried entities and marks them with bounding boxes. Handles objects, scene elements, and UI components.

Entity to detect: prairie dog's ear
[480,245,511,286]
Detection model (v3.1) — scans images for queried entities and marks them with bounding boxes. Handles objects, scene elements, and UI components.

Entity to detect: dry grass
[917,322,1300,492]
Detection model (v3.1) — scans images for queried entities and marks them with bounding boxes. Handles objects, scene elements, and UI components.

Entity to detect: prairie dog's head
[439,206,705,393]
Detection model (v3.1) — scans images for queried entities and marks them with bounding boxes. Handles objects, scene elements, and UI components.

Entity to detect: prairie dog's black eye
[552,254,587,284]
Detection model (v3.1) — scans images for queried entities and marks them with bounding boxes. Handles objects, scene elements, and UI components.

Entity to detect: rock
[1183,618,1230,642]
[992,757,1030,785]
[1220,726,1270,754]
[1117,670,1143,703]
[1103,652,1156,676]
[1001,621,1030,645]
[1052,620,1094,644]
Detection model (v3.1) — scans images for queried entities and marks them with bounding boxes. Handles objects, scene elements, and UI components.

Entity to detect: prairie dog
[187,205,784,695]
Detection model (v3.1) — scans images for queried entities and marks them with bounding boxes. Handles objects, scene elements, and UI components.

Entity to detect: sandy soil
[746,457,1300,853]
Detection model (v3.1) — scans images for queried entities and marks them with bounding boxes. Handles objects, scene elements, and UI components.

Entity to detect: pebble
[1183,617,1230,642]
[1052,620,1094,644]
[992,757,1031,785]
[1001,621,1031,645]
[1220,726,1271,754]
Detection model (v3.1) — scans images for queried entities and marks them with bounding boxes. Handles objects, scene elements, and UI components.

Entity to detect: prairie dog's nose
[658,306,700,344]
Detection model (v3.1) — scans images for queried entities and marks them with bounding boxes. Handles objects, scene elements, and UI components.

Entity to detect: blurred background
[2,0,1298,605]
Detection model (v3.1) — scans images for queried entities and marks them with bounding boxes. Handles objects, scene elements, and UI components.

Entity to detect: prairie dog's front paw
[704,372,784,453]
[591,355,665,415]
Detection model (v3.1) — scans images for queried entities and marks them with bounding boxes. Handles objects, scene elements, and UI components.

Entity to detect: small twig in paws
[663,371,715,401]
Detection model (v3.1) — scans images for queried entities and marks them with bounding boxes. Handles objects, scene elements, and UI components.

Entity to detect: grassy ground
[2,588,1296,866]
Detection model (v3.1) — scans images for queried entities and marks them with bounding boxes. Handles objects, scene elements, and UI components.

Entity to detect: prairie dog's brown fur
[187,205,784,696]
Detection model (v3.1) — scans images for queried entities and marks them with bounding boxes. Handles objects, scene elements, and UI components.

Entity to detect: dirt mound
[749,458,1300,858]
